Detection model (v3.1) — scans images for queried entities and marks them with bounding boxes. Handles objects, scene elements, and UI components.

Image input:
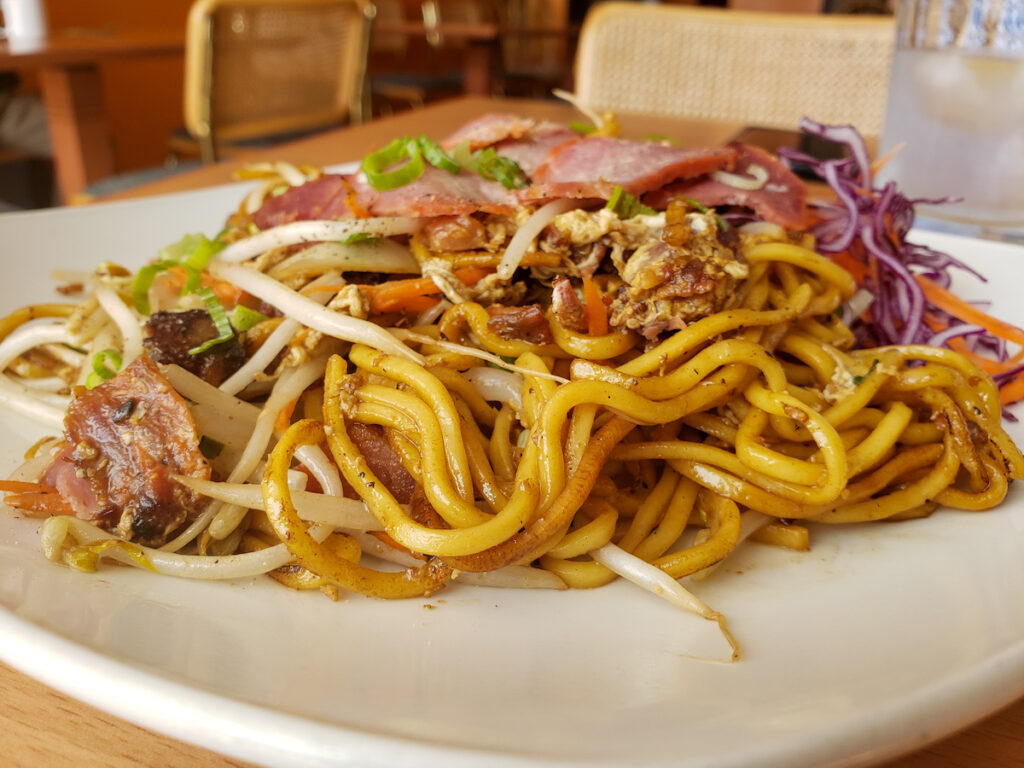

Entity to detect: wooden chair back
[575,3,895,137]
[184,0,374,163]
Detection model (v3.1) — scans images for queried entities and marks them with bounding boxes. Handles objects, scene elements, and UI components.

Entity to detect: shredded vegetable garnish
[84,348,122,389]
[789,117,1024,404]
[361,137,426,190]
[451,143,527,190]
[131,233,224,316]
[416,136,461,174]
[605,185,656,218]
[228,305,268,333]
[189,287,234,355]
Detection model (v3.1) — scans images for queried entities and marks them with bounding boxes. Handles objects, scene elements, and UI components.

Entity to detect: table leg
[37,65,116,204]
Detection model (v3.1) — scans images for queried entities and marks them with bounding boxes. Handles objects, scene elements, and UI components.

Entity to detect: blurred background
[0,0,893,212]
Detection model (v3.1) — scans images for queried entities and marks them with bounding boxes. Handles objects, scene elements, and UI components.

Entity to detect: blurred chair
[176,0,374,164]
[575,3,895,137]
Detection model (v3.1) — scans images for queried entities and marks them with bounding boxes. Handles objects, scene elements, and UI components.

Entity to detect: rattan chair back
[575,3,895,137]
[184,0,374,163]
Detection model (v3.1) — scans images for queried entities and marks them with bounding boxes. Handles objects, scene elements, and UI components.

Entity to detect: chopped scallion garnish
[85,348,123,389]
[228,304,268,332]
[605,186,656,218]
[189,287,235,355]
[569,120,596,135]
[361,137,425,190]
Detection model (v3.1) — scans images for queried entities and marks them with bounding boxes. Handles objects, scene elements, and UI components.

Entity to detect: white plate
[0,189,1023,768]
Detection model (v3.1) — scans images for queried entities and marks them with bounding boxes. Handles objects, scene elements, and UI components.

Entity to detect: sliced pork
[252,174,355,229]
[45,354,211,547]
[486,304,553,344]
[526,138,738,201]
[647,142,809,230]
[439,113,536,151]
[143,310,246,387]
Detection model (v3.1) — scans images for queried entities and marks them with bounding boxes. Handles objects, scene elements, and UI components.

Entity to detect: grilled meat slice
[143,309,246,386]
[46,354,211,547]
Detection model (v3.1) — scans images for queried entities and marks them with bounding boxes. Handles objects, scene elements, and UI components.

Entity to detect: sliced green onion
[417,136,461,174]
[449,142,526,189]
[342,232,382,245]
[569,120,596,135]
[682,197,709,214]
[199,436,224,460]
[605,186,656,219]
[228,304,269,333]
[132,234,225,315]
[361,137,425,190]
[132,259,179,315]
[679,197,729,232]
[474,147,527,190]
[189,287,235,355]
[450,141,475,170]
[85,348,123,389]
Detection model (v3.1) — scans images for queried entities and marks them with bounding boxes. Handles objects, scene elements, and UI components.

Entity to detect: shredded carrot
[947,337,1024,375]
[870,142,904,178]
[164,266,244,308]
[916,275,1024,348]
[582,275,608,336]
[0,480,59,494]
[378,296,440,314]
[999,375,1024,405]
[828,250,868,284]
[275,397,299,434]
[3,491,73,517]
[359,267,492,314]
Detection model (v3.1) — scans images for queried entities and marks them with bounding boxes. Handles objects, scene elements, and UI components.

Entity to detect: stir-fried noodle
[1,114,1020,659]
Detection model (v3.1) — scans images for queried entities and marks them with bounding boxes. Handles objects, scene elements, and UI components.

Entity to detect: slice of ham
[646,142,809,230]
[486,304,553,344]
[439,113,536,151]
[252,174,355,229]
[526,137,738,201]
[348,166,518,218]
[491,123,578,178]
[346,422,416,504]
[44,354,211,547]
[253,165,518,228]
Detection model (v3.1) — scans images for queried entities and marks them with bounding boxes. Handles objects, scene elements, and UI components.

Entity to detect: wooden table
[0,27,185,204]
[2,96,1023,768]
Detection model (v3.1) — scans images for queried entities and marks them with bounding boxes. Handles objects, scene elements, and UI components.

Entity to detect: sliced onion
[710,163,768,191]
[208,261,422,363]
[497,199,580,280]
[216,218,424,264]
[463,366,524,412]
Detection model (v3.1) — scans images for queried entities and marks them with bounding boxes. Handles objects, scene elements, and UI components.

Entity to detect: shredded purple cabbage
[780,118,993,354]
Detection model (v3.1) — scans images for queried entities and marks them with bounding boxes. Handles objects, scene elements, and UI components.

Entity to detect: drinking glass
[876,0,1024,240]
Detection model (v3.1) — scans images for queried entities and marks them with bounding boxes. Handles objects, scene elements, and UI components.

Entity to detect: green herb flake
[343,232,383,246]
[84,348,123,389]
[228,304,269,333]
[852,358,880,387]
[189,287,235,355]
[605,185,656,219]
